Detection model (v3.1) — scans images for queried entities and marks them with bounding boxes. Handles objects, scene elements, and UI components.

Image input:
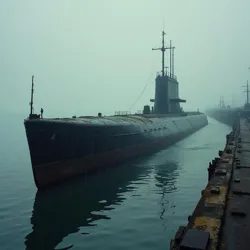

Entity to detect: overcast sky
[1,0,250,117]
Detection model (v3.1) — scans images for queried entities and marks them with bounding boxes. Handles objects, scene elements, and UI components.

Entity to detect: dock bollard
[207,157,219,181]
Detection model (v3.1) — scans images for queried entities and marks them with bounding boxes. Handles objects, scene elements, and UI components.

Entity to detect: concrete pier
[170,117,250,250]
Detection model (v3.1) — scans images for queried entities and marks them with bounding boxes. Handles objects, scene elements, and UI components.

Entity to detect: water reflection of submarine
[154,160,179,222]
[154,161,179,190]
[24,158,150,250]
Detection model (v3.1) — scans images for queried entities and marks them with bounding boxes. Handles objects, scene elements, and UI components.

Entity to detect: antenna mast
[172,46,175,76]
[152,31,167,77]
[152,32,176,78]
[30,75,34,116]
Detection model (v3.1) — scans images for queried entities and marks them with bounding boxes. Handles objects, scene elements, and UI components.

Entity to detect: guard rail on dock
[170,117,250,250]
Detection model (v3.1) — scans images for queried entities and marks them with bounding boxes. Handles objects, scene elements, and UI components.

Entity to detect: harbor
[170,115,250,250]
[1,1,250,249]
[0,114,229,250]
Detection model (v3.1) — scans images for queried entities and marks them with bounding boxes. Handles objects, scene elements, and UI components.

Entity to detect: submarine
[206,83,250,126]
[206,106,240,127]
[24,31,208,189]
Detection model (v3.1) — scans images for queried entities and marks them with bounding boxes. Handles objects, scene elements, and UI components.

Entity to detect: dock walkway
[170,117,250,250]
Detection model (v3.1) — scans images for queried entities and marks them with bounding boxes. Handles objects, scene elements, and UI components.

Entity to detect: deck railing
[156,72,177,80]
[114,111,131,116]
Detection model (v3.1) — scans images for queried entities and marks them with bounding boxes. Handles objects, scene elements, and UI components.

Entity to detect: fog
[1,0,250,117]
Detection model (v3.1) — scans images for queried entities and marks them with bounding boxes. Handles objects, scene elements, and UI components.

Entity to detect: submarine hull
[24,113,208,189]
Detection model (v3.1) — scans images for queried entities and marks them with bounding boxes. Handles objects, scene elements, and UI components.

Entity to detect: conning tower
[151,31,186,114]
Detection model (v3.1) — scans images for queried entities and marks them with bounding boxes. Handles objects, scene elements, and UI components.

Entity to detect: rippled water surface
[0,115,231,250]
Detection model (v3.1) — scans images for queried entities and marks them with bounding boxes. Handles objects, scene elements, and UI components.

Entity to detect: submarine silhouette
[24,31,208,189]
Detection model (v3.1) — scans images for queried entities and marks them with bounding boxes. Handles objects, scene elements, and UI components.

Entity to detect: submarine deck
[25,111,204,126]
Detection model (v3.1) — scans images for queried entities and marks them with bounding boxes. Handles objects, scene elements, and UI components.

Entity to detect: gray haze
[1,0,250,117]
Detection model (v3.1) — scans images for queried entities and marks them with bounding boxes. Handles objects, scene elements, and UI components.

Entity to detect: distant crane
[243,80,250,105]
[219,96,225,108]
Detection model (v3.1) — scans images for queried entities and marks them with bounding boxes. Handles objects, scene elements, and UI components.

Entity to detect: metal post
[30,75,34,116]
[172,47,175,76]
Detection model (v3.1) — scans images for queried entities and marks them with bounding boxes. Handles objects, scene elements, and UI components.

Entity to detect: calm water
[0,115,231,250]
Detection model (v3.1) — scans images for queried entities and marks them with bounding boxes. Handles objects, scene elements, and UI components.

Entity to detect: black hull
[24,114,208,188]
